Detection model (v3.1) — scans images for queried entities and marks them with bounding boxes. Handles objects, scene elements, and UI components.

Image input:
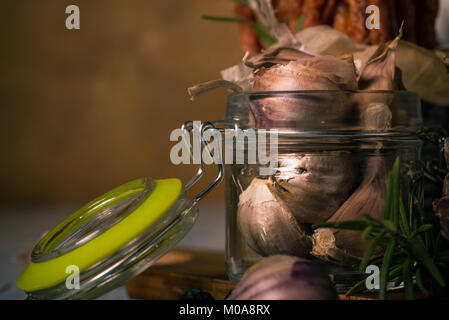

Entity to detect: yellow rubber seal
[17,178,182,292]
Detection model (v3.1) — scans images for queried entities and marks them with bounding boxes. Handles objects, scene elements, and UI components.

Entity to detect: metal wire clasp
[180,120,239,205]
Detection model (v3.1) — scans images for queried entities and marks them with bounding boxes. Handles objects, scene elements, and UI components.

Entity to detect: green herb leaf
[201,15,276,46]
[361,225,373,240]
[295,14,306,33]
[382,220,397,232]
[379,239,395,300]
[399,196,410,236]
[201,15,251,23]
[416,267,429,297]
[391,158,401,228]
[414,203,431,249]
[403,256,414,300]
[407,237,446,287]
[345,278,367,296]
[346,264,403,297]
[370,252,404,266]
[383,172,394,220]
[414,202,429,224]
[360,232,385,272]
[252,23,276,46]
[410,224,433,239]
[362,213,384,227]
[394,272,404,287]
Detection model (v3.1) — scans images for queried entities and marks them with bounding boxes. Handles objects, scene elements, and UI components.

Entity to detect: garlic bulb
[237,178,312,257]
[228,255,338,300]
[311,156,388,265]
[269,153,358,224]
[253,55,358,91]
[249,55,358,129]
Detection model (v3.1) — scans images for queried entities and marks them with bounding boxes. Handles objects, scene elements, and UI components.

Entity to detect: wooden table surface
[125,249,415,300]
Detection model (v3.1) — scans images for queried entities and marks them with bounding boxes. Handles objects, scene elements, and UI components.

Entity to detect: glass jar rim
[229,90,419,98]
[226,89,422,134]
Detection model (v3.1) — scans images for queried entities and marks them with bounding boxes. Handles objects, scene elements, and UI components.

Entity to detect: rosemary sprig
[203,2,307,47]
[201,15,276,46]
[313,157,449,299]
[295,14,306,33]
[201,15,250,23]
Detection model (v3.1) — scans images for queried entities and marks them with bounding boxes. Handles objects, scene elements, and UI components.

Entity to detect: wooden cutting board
[126,249,234,300]
[125,249,410,300]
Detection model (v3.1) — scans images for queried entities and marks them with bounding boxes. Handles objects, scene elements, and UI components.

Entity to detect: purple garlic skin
[237,178,312,258]
[228,255,338,300]
[253,55,358,92]
[249,55,358,129]
[269,153,358,224]
[358,35,404,92]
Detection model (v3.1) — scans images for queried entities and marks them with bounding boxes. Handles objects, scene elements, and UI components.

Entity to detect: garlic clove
[237,178,312,258]
[358,31,405,91]
[253,55,358,91]
[311,228,361,266]
[249,55,358,129]
[311,156,388,265]
[269,153,359,224]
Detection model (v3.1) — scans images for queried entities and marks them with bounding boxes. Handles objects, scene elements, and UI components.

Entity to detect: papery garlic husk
[358,31,405,92]
[237,178,312,257]
[249,55,358,129]
[244,46,313,69]
[353,32,404,132]
[269,153,358,224]
[311,156,388,266]
[188,79,243,101]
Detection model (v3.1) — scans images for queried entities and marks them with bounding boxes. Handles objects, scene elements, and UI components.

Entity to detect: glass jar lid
[16,121,224,300]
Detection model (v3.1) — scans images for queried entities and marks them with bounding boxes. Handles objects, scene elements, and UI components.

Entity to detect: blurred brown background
[0,0,243,204]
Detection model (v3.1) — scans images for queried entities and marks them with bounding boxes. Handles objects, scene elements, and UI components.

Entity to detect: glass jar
[224,90,423,291]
